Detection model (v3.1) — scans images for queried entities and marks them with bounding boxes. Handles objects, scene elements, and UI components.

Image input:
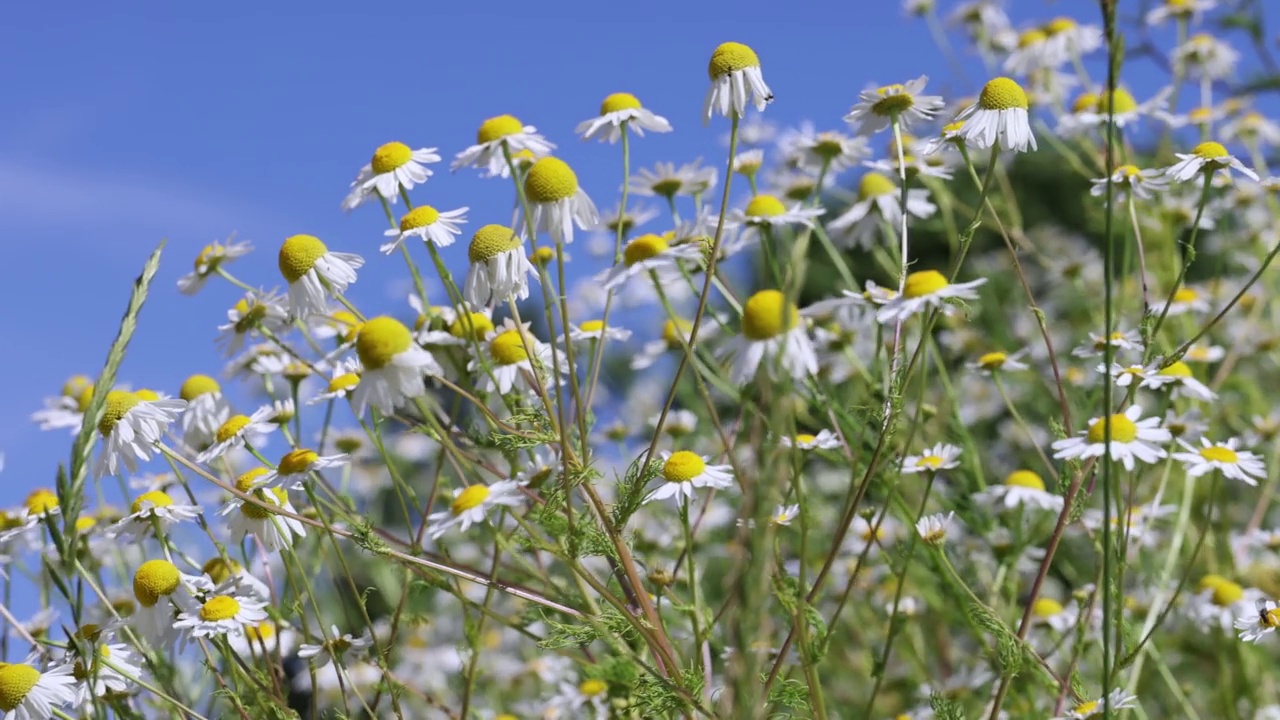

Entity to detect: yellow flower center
[1211,579,1244,606]
[24,489,59,516]
[978,77,1029,111]
[1086,414,1139,444]
[579,679,608,697]
[1159,361,1193,378]
[917,455,945,469]
[235,468,270,493]
[1200,446,1239,464]
[75,516,97,532]
[1173,287,1200,304]
[662,318,693,348]
[448,312,495,340]
[199,595,242,622]
[356,316,413,370]
[524,157,579,203]
[477,115,525,144]
[240,488,288,520]
[1018,29,1047,48]
[1072,92,1100,114]
[1006,470,1046,490]
[133,559,180,607]
[278,235,329,284]
[278,448,320,476]
[579,320,606,333]
[451,484,491,515]
[1044,17,1077,34]
[1189,107,1213,123]
[214,415,251,444]
[76,384,96,413]
[130,491,174,514]
[942,120,965,135]
[623,234,670,265]
[370,142,412,175]
[1264,609,1280,628]
[663,451,707,483]
[61,374,92,398]
[233,298,267,333]
[1032,598,1064,617]
[871,85,916,115]
[903,270,950,298]
[531,246,556,265]
[858,172,897,200]
[468,225,522,263]
[1192,141,1229,160]
[490,330,529,365]
[0,664,40,711]
[1074,701,1099,715]
[327,373,361,394]
[203,557,240,585]
[795,433,817,445]
[745,194,786,218]
[600,92,642,115]
[245,621,278,643]
[708,41,761,79]
[134,389,161,401]
[742,290,799,340]
[399,206,440,231]
[98,390,142,436]
[978,351,1009,370]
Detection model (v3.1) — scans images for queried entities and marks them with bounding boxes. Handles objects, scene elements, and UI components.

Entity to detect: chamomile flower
[452,114,556,178]
[1184,343,1226,363]
[94,390,187,479]
[921,120,968,156]
[176,374,230,452]
[956,77,1037,152]
[704,41,773,123]
[829,172,937,249]
[1146,0,1216,26]
[131,559,211,645]
[464,224,536,308]
[1138,360,1217,401]
[1172,437,1266,484]
[594,233,703,293]
[65,626,148,708]
[308,359,362,405]
[195,405,277,463]
[733,148,766,178]
[426,480,524,540]
[341,142,440,211]
[380,205,468,254]
[522,157,599,245]
[107,491,201,541]
[350,316,441,416]
[771,504,801,526]
[1090,164,1170,201]
[845,76,945,135]
[173,593,268,644]
[779,429,841,450]
[177,238,253,295]
[472,319,553,395]
[1161,286,1212,315]
[297,625,374,668]
[1222,110,1280,147]
[0,662,76,720]
[224,469,306,552]
[902,443,962,474]
[1174,33,1239,79]
[1052,405,1172,471]
[1235,598,1280,643]
[916,512,955,545]
[1190,574,1264,631]
[1054,691,1138,719]
[876,270,987,324]
[277,234,365,320]
[227,620,297,659]
[569,320,631,343]
[1165,141,1258,183]
[979,470,1064,513]
[967,349,1030,374]
[1003,28,1054,75]
[644,451,735,505]
[1097,361,1155,388]
[780,124,870,171]
[576,92,672,143]
[259,448,349,490]
[31,376,93,433]
[1042,17,1103,65]
[724,290,818,384]
[628,160,718,200]
[732,194,825,233]
[1072,329,1144,358]
[215,290,290,357]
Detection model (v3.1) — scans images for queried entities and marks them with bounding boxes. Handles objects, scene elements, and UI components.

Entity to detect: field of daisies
[9,0,1280,718]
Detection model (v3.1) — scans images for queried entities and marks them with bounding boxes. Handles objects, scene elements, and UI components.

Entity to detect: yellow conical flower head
[903,270,950,298]
[451,485,490,515]
[1085,414,1138,443]
[24,489,59,516]
[75,383,96,413]
[1191,141,1228,160]
[662,451,706,482]
[1005,470,1046,490]
[477,115,525,144]
[448,312,495,341]
[130,491,174,514]
[742,290,799,340]
[623,234,670,266]
[978,77,1030,111]
[356,316,414,370]
[600,92,642,115]
[858,172,897,200]
[370,142,412,174]
[708,42,761,80]
[61,374,92,399]
[490,330,529,365]
[1072,92,1100,114]
[399,206,440,231]
[133,559,180,607]
[98,390,142,436]
[1096,88,1138,114]
[0,664,40,712]
[202,557,241,585]
[278,235,329,283]
[524,157,579,203]
[744,194,786,218]
[468,225,522,264]
[200,595,241,621]
[180,374,220,401]
[215,415,252,444]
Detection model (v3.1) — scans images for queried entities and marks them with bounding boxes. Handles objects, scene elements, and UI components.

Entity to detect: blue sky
[0,0,1251,504]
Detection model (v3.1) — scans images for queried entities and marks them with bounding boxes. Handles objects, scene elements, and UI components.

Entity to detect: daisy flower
[106,490,201,541]
[733,148,766,178]
[464,224,536,308]
[350,316,441,416]
[779,429,841,450]
[967,349,1030,374]
[277,234,365,320]
[426,480,523,540]
[173,593,269,644]
[1051,405,1172,471]
[341,142,440,211]
[131,559,212,646]
[259,448,349,490]
[1165,141,1258,183]
[176,374,231,452]
[1138,360,1217,401]
[1090,164,1170,201]
[770,504,801,526]
[522,157,599,245]
[227,620,297,660]
[644,451,735,505]
[1222,110,1280,147]
[779,124,870,171]
[297,625,374,668]
[1236,598,1280,643]
[628,160,718,200]
[380,205,468,254]
[845,76,945,135]
[451,114,556,178]
[1053,690,1138,719]
[724,290,818,384]
[1172,437,1266,484]
[1080,87,1171,129]
[223,469,307,552]
[195,405,277,463]
[66,627,148,708]
[876,270,987,324]
[307,359,362,406]
[569,320,631,343]
[549,678,610,720]
[1028,596,1078,634]
[1071,329,1144,358]
[977,470,1064,513]
[576,92,672,143]
[916,512,955,545]
[0,662,76,720]
[902,443,962,474]
[94,390,187,479]
[920,120,967,156]
[1161,286,1211,316]
[731,194,825,232]
[829,172,936,249]
[956,77,1037,152]
[704,41,772,123]
[1041,17,1103,65]
[471,320,554,395]
[1184,343,1225,363]
[1097,361,1155,388]
[1174,33,1239,79]
[1003,28,1054,76]
[177,238,253,295]
[30,375,93,433]
[1190,574,1264,632]
[594,233,703,293]
[1146,0,1216,26]
[215,290,290,357]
